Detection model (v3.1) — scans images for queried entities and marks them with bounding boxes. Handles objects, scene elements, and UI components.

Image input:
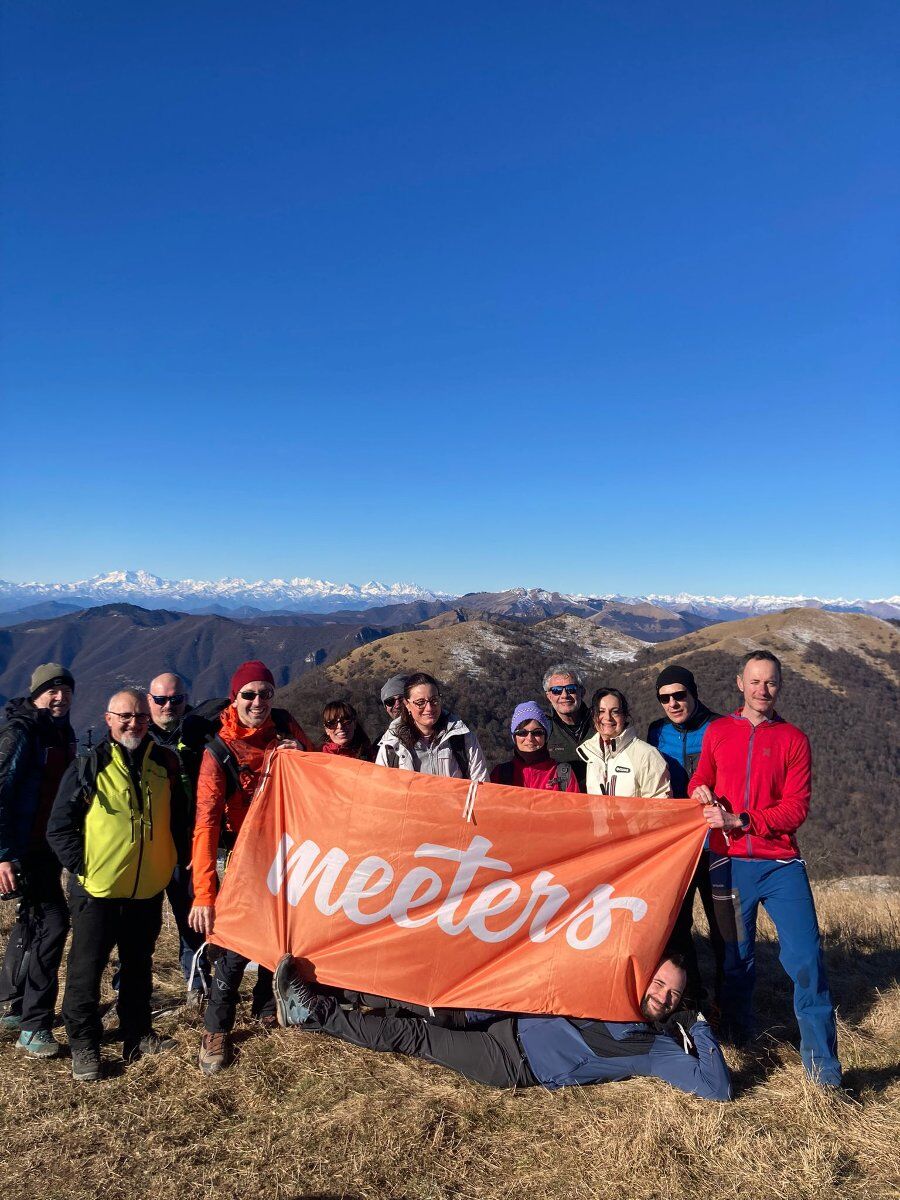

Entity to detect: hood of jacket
[577,724,637,763]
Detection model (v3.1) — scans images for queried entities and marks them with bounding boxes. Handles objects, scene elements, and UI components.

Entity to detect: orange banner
[210,749,707,1020]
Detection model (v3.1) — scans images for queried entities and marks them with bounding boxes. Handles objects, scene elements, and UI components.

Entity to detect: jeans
[708,854,841,1085]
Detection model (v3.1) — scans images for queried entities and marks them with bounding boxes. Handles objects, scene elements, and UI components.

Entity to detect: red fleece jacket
[688,710,811,860]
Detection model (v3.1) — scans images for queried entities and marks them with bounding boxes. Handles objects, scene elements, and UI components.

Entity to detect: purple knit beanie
[510,701,552,739]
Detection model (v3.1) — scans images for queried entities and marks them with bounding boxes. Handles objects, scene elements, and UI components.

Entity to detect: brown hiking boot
[198,1031,229,1075]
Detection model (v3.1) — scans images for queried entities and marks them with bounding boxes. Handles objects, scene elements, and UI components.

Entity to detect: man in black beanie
[0,663,77,1058]
[648,663,721,1006]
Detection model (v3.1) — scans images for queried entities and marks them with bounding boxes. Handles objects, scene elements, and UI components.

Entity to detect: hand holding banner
[210,750,707,1021]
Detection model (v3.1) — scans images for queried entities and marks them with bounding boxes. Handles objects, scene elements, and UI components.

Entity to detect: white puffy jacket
[376,715,489,781]
[577,726,671,799]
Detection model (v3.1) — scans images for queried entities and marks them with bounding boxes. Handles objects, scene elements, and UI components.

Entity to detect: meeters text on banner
[209,750,707,1021]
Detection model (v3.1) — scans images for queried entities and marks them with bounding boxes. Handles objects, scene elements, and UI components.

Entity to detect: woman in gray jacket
[376,672,489,781]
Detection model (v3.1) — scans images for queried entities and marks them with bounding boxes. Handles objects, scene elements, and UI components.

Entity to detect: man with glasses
[647,665,722,1006]
[379,674,409,732]
[542,664,593,789]
[147,672,211,1005]
[47,688,189,1081]
[188,660,312,1074]
[0,663,77,1059]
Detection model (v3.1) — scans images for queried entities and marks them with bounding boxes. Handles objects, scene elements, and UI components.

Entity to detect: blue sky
[3,1,898,598]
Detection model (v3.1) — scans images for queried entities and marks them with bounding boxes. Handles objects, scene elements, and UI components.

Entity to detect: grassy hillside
[1,883,897,1200]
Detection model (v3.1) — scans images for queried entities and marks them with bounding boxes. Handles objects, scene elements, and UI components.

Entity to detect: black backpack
[382,732,470,779]
[496,759,572,791]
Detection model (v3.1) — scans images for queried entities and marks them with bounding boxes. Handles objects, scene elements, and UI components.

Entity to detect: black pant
[62,880,164,1050]
[0,849,69,1032]
[204,949,274,1033]
[667,854,724,1006]
[308,996,538,1088]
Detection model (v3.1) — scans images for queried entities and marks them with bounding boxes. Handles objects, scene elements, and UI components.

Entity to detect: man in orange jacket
[188,660,312,1074]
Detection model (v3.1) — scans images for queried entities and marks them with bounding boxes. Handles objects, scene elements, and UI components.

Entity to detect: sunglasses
[149,693,186,706]
[658,690,689,705]
[384,696,404,708]
[239,689,274,702]
[514,728,546,740]
[325,718,355,729]
[548,685,580,696]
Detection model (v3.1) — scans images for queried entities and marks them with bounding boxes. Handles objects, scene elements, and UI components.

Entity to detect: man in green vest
[47,688,189,1082]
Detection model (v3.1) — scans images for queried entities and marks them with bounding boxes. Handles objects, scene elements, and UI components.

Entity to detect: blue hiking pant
[708,855,840,1086]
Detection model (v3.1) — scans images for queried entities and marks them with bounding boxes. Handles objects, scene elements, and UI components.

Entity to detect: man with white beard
[47,688,189,1082]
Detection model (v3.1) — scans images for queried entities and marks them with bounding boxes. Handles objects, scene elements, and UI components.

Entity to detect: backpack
[496,759,572,791]
[382,732,470,779]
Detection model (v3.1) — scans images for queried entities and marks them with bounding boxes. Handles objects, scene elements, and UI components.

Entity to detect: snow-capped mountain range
[0,571,897,620]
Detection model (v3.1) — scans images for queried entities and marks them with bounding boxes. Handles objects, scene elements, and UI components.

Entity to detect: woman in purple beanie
[490,702,580,792]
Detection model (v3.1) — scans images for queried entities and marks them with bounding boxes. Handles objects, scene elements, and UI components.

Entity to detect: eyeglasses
[658,690,689,705]
[514,728,546,740]
[239,689,274,702]
[107,712,151,724]
[149,693,185,707]
[548,685,580,696]
[409,697,441,710]
[384,697,404,708]
[325,718,355,729]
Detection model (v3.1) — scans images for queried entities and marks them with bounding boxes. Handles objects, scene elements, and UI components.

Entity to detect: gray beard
[117,733,143,752]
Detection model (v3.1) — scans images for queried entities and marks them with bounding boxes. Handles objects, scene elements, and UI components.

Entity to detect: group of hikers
[0,649,842,1099]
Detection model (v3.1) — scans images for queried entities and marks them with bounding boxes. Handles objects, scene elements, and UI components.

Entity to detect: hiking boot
[16,1029,62,1058]
[0,1011,22,1032]
[273,954,320,1028]
[254,1012,278,1032]
[71,1044,102,1083]
[198,1031,230,1075]
[122,1030,177,1062]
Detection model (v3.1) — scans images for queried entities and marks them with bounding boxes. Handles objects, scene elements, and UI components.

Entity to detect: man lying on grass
[273,952,733,1101]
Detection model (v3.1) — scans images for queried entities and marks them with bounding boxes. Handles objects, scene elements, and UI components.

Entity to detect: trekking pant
[708,854,841,1085]
[204,948,274,1033]
[667,852,724,1007]
[304,995,538,1088]
[62,880,164,1050]
[165,865,209,991]
[0,849,69,1032]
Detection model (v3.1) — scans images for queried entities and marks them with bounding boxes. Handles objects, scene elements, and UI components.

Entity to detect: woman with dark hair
[320,700,375,761]
[577,687,671,798]
[490,702,580,792]
[375,672,488,780]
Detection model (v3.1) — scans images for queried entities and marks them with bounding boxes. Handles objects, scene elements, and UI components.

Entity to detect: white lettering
[267,832,647,950]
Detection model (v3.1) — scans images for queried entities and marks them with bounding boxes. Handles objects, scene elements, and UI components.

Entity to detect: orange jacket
[191,705,312,907]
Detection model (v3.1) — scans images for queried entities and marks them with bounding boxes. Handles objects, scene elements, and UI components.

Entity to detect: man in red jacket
[188,660,312,1074]
[689,650,841,1087]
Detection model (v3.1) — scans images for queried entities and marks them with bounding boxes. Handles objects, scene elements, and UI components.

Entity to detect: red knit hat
[230,660,276,700]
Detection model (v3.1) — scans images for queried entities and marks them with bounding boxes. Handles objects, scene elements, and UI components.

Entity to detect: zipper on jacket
[743,725,756,858]
[128,772,146,899]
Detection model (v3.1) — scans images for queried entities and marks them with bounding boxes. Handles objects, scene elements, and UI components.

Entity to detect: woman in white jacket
[376,672,489,781]
[577,688,671,799]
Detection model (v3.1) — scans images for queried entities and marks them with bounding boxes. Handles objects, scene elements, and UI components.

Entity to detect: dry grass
[1,887,898,1200]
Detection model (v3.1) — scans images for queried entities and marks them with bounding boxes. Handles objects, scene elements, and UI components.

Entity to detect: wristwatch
[735,811,751,833]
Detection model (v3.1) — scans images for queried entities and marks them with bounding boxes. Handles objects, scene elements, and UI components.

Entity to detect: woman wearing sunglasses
[577,687,671,799]
[320,700,375,761]
[490,702,580,792]
[376,672,488,781]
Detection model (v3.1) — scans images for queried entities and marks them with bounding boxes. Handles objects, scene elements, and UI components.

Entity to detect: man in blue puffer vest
[272,953,732,1101]
[648,665,722,1005]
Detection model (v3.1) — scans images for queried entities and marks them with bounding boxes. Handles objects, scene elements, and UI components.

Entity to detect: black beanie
[655,664,698,698]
